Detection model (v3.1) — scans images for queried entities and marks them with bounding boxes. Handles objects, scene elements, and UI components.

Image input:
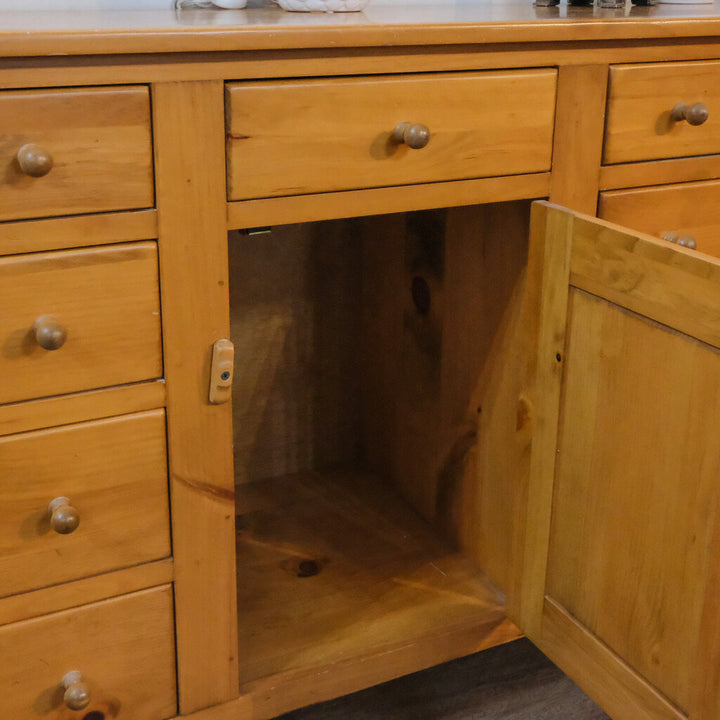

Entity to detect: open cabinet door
[518,202,720,720]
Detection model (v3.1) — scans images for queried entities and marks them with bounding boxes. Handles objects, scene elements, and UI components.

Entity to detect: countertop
[2,0,720,56]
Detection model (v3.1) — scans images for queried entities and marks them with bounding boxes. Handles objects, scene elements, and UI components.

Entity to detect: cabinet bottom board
[234,467,521,719]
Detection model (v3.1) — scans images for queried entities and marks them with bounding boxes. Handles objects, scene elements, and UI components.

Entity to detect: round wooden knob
[48,497,80,534]
[16,143,54,177]
[393,122,431,149]
[671,102,709,126]
[664,231,697,250]
[62,671,90,711]
[33,315,67,351]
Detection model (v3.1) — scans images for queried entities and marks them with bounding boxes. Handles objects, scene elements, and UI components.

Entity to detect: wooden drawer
[0,241,162,404]
[599,179,720,257]
[604,61,720,164]
[0,410,170,598]
[1,584,176,719]
[226,70,557,200]
[0,86,153,222]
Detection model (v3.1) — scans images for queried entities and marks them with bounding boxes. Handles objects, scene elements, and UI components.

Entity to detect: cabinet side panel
[153,80,239,712]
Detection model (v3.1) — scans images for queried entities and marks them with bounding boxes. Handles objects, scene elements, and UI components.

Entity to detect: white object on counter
[176,0,248,6]
[275,0,369,10]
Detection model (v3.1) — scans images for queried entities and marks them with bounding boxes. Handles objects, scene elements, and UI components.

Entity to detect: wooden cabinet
[0,80,173,719]
[1,585,177,720]
[4,10,720,720]
[604,61,720,164]
[0,86,154,221]
[225,70,557,199]
[0,242,162,403]
[521,203,720,720]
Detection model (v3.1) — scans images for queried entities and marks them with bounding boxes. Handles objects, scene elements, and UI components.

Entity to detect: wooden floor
[276,638,611,720]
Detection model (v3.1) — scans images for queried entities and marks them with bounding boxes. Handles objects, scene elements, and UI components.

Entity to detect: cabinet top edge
[3,0,720,58]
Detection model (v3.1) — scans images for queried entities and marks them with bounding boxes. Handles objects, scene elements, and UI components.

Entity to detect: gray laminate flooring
[276,639,611,720]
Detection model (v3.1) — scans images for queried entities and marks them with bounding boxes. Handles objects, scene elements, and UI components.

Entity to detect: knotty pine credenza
[3,3,720,719]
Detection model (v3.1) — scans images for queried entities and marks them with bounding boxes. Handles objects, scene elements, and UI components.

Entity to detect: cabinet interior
[229,200,532,697]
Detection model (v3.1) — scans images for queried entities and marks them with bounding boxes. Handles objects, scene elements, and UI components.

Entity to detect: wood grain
[0,241,162,404]
[604,61,720,164]
[541,599,684,720]
[569,212,720,350]
[599,155,720,191]
[0,209,157,256]
[518,202,573,638]
[227,172,551,230]
[226,71,556,200]
[235,467,520,714]
[599,179,720,258]
[0,380,165,437]
[547,289,720,711]
[5,6,720,57]
[153,79,238,713]
[0,410,170,598]
[1,585,177,720]
[0,86,153,221]
[549,64,608,214]
[0,558,173,627]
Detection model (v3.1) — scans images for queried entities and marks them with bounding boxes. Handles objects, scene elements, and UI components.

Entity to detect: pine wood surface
[227,173,550,230]
[604,61,720,165]
[569,211,720,349]
[226,71,556,200]
[0,410,170,599]
[540,600,684,720]
[599,179,720,257]
[0,209,157,257]
[518,203,573,638]
[0,241,162,404]
[548,288,720,710]
[599,155,720,192]
[0,380,165,437]
[276,638,610,720]
[235,467,520,716]
[522,204,720,719]
[181,638,609,720]
[0,558,173,627]
[153,79,238,713]
[0,86,153,221]
[4,3,720,57]
[1,585,177,720]
[549,64,608,214]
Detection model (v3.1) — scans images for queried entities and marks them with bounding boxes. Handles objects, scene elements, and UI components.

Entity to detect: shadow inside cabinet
[228,201,534,717]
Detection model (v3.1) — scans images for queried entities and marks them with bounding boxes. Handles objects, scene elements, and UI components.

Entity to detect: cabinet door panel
[520,202,720,720]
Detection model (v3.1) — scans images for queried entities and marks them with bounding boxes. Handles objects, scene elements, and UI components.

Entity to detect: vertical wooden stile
[517,203,573,638]
[549,64,608,215]
[152,80,239,713]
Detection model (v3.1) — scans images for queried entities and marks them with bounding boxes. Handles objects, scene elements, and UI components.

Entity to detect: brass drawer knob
[671,102,709,126]
[48,497,80,535]
[664,231,697,250]
[62,671,90,711]
[33,315,67,351]
[392,122,431,149]
[16,143,54,177]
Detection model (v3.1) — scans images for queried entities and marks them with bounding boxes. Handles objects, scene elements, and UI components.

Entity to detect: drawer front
[604,61,720,164]
[1,585,176,719]
[0,241,162,404]
[226,70,557,200]
[0,86,154,222]
[599,179,720,257]
[0,411,170,598]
